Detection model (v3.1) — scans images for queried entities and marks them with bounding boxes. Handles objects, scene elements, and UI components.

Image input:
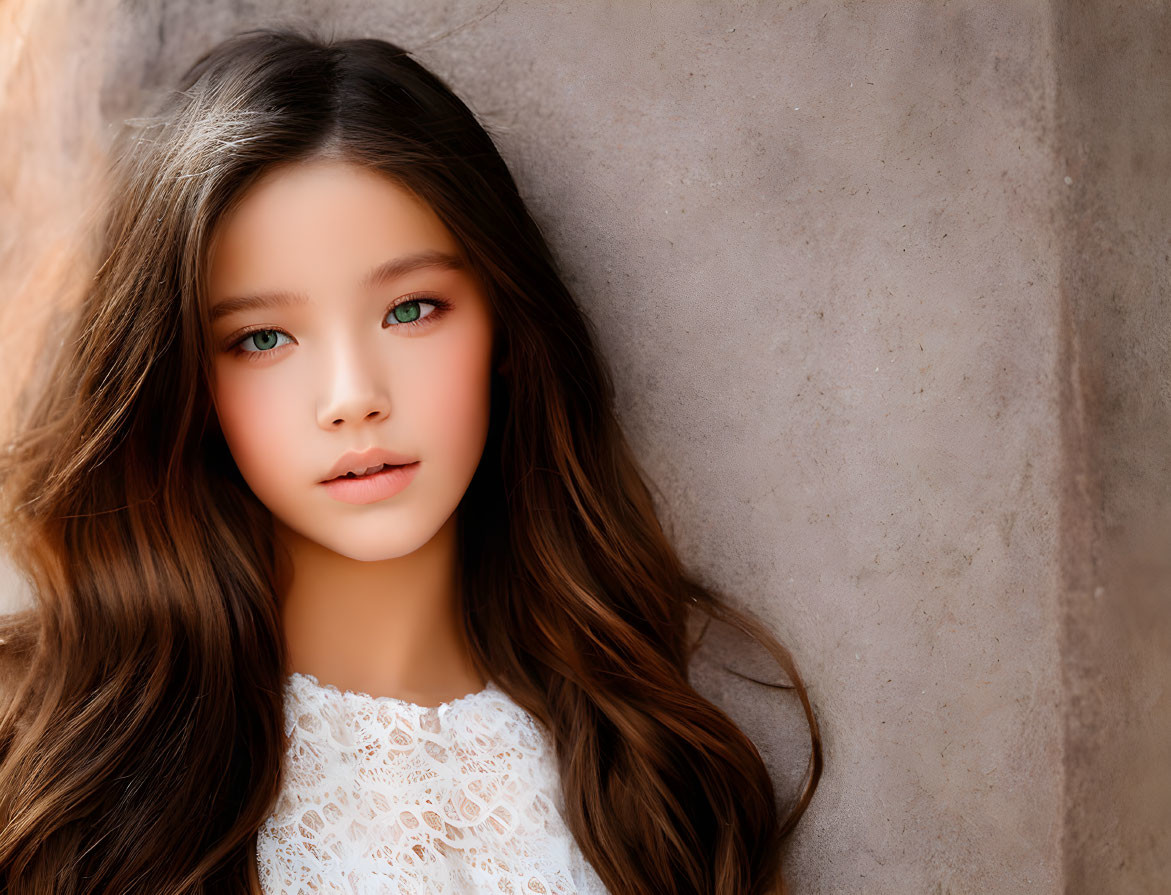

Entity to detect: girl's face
[205,158,496,562]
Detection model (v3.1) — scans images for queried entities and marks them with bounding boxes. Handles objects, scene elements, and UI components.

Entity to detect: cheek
[411,335,493,467]
[211,366,298,487]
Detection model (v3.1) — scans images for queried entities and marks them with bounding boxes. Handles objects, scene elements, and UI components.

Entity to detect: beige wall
[1,2,1167,892]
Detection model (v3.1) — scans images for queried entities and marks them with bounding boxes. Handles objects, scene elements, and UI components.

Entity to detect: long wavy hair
[0,24,821,895]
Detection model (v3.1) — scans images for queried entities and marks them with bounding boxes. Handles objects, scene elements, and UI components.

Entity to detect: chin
[308,527,438,563]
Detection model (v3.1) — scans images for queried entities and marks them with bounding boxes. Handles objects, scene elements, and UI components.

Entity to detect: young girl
[0,24,821,895]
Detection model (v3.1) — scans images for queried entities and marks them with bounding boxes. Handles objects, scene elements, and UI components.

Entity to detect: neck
[276,510,484,706]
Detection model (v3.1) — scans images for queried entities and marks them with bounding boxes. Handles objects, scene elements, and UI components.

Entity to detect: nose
[315,339,391,429]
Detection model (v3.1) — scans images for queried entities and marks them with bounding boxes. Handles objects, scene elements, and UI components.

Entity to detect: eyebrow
[208,249,466,322]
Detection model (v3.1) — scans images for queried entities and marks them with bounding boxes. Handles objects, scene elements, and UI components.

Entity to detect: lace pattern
[256,672,610,894]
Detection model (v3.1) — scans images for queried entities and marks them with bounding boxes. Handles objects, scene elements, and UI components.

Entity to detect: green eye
[239,329,291,352]
[390,302,423,324]
[384,297,449,328]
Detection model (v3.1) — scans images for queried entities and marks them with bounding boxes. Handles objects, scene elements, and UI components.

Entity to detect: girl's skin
[206,158,496,706]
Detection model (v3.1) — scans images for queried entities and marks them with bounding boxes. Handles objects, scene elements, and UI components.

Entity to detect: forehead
[207,159,460,297]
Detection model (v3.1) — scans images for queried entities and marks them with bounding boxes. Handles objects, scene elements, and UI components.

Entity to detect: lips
[321,446,418,483]
[321,460,420,505]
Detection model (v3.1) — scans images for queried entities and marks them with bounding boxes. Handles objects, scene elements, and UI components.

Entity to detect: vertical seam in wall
[1049,2,1099,891]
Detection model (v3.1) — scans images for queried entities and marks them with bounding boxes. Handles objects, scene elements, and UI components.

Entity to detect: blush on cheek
[439,365,493,469]
[213,376,287,482]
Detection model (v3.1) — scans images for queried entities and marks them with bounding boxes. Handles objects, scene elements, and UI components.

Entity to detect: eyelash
[226,294,452,360]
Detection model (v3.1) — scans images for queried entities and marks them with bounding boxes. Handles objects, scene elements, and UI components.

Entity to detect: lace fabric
[256,671,610,894]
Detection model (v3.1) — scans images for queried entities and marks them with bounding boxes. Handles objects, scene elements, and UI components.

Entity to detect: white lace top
[255,671,610,894]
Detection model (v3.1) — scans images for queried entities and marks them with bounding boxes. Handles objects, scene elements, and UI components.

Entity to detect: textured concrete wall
[1,2,1167,893]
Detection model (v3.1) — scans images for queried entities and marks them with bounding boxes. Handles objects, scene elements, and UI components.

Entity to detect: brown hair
[0,24,821,894]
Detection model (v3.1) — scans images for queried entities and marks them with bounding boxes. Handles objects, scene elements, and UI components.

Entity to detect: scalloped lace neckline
[286,669,499,713]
